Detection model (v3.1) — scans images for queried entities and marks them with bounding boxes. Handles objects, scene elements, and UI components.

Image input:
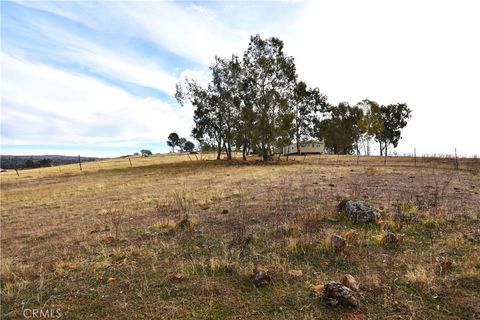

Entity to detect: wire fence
[1,151,479,180]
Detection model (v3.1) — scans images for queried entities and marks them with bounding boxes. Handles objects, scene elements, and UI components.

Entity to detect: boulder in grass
[323,282,358,308]
[338,199,380,223]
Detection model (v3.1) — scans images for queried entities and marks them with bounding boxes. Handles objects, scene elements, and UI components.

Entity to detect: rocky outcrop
[338,199,380,223]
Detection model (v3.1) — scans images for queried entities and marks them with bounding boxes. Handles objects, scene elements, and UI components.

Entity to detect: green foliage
[176,34,327,161]
[183,141,195,152]
[355,99,383,155]
[314,103,363,154]
[167,132,180,152]
[376,103,412,155]
[24,158,53,168]
[175,35,411,159]
[291,81,327,154]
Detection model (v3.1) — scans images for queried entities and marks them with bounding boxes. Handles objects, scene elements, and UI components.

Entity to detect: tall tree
[356,99,383,155]
[183,141,195,152]
[211,55,242,160]
[167,132,180,152]
[176,80,224,159]
[242,35,297,161]
[376,103,412,155]
[291,81,327,154]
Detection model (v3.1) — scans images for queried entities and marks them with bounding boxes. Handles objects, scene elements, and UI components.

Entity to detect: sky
[1,0,479,157]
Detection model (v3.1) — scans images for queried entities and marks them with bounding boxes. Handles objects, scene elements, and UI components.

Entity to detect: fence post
[414,148,417,167]
[454,148,459,170]
[129,158,132,167]
[14,164,19,177]
[78,155,82,171]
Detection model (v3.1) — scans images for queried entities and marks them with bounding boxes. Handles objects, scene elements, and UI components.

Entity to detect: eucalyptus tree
[167,132,180,152]
[175,80,225,159]
[376,103,412,156]
[356,99,383,155]
[241,35,297,161]
[315,102,363,154]
[211,55,242,160]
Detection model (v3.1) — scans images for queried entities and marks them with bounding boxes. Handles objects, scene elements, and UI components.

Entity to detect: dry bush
[104,207,126,239]
[153,199,172,227]
[169,190,196,220]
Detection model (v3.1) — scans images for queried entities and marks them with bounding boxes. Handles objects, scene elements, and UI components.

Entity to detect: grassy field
[1,153,479,319]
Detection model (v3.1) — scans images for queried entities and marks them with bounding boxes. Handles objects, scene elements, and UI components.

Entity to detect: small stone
[341,274,359,291]
[102,236,115,244]
[170,272,185,281]
[331,234,346,252]
[252,266,271,287]
[323,282,358,308]
[176,217,191,229]
[221,209,229,214]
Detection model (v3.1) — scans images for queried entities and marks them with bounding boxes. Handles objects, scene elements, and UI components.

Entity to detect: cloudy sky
[1,1,479,157]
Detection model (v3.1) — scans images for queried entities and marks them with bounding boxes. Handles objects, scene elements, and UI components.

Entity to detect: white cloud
[16,1,249,66]
[3,1,479,156]
[1,54,192,153]
[283,0,480,156]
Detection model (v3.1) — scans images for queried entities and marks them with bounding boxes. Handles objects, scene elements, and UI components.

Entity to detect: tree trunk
[242,146,247,161]
[296,131,301,155]
[228,143,232,160]
[379,141,383,156]
[216,140,222,160]
[262,142,268,161]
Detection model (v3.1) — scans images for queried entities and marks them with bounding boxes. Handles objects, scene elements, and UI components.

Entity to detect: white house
[283,140,325,155]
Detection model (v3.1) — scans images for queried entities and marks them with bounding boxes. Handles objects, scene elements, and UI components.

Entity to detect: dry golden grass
[1,153,479,319]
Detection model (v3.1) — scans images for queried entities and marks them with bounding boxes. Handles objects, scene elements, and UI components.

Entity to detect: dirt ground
[1,154,479,319]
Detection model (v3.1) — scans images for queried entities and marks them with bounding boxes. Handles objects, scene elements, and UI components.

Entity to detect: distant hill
[0,155,104,169]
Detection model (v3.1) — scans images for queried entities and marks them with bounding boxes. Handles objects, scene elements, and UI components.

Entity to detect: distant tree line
[176,34,411,160]
[0,155,102,169]
[25,158,53,168]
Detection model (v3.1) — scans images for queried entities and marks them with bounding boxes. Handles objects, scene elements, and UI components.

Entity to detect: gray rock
[323,282,358,308]
[339,199,380,223]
